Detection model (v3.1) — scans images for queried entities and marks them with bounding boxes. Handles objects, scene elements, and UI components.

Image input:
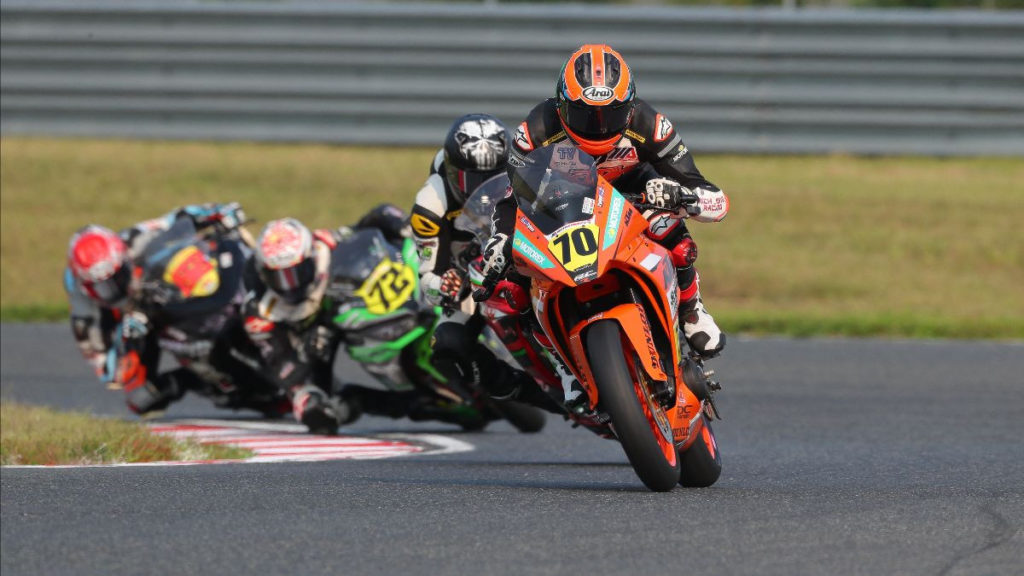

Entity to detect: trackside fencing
[1,0,1022,155]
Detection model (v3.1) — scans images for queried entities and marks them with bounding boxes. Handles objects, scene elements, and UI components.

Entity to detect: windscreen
[453,173,509,246]
[511,145,599,235]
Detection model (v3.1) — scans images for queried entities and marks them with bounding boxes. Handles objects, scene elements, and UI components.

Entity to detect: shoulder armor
[411,174,448,238]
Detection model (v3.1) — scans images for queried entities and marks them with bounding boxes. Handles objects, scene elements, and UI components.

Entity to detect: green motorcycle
[326,227,545,433]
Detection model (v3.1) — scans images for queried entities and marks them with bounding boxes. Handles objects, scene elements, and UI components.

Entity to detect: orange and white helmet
[555,44,636,156]
[254,218,317,304]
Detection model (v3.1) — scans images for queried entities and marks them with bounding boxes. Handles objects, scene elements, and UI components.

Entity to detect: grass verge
[0,401,251,466]
[2,137,1022,339]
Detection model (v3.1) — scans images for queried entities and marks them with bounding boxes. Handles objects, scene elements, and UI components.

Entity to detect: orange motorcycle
[494,145,723,491]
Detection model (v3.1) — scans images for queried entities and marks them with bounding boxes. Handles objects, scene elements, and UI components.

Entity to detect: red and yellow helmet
[556,44,636,156]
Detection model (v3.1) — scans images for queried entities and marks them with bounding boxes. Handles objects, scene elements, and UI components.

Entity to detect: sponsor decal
[654,114,674,142]
[513,231,555,269]
[518,216,536,232]
[670,144,690,163]
[410,213,440,237]
[573,269,598,283]
[603,192,626,249]
[558,147,577,161]
[541,131,567,147]
[638,308,661,380]
[582,197,595,215]
[700,194,727,216]
[624,129,646,144]
[245,316,275,334]
[601,147,638,162]
[514,122,534,151]
[508,155,526,168]
[647,213,679,240]
[596,147,640,181]
[445,209,463,221]
[163,246,219,298]
[582,85,615,102]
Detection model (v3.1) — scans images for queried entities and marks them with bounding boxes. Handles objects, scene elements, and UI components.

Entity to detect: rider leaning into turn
[241,206,417,434]
[64,202,262,415]
[410,113,562,411]
[478,44,730,358]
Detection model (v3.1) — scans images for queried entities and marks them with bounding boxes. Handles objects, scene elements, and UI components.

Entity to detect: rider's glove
[438,268,465,308]
[305,325,334,363]
[644,178,701,216]
[473,233,511,301]
[121,311,150,341]
[213,202,246,232]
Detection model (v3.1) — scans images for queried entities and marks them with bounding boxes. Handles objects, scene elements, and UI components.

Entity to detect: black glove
[472,233,511,302]
[643,178,699,214]
[438,268,466,309]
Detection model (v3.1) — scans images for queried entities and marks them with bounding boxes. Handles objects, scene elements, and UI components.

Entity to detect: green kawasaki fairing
[325,230,446,388]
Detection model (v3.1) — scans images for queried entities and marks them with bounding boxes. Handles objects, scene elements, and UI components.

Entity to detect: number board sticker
[163,246,220,298]
[354,258,416,314]
[547,224,599,272]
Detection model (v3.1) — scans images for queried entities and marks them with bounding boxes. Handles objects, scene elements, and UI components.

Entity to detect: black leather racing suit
[494,98,730,304]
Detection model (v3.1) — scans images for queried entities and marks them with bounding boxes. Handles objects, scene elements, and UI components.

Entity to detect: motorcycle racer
[243,206,507,434]
[409,114,563,411]
[64,203,279,416]
[479,44,729,358]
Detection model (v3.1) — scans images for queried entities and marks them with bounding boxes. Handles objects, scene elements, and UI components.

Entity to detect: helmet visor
[560,100,634,141]
[262,257,316,304]
[84,263,131,304]
[445,164,500,199]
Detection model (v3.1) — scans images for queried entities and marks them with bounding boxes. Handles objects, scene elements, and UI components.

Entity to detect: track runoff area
[5,420,474,469]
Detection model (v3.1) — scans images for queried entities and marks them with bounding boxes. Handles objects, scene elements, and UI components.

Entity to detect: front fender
[568,302,669,409]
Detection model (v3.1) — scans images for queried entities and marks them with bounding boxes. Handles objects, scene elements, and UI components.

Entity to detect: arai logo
[582,86,615,102]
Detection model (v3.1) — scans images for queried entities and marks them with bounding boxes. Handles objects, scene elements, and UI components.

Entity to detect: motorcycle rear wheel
[587,320,681,492]
[678,415,722,488]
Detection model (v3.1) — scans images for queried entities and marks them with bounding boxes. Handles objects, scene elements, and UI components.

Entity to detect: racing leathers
[410,151,563,412]
[242,204,480,432]
[65,203,279,415]
[489,97,729,357]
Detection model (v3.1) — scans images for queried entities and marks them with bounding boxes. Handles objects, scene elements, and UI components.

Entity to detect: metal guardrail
[2,1,1022,155]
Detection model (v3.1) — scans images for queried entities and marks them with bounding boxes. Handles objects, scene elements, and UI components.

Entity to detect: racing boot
[291,384,357,435]
[680,291,726,358]
[125,369,189,417]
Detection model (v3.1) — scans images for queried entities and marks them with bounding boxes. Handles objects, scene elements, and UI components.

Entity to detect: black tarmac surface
[2,323,1022,576]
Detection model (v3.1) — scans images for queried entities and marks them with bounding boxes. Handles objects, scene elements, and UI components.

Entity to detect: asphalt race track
[2,323,1022,576]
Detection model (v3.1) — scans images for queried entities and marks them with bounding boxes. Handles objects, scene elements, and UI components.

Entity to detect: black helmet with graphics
[442,113,510,203]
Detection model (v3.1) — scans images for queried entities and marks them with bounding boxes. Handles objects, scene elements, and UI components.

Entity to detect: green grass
[2,137,1022,339]
[0,401,251,465]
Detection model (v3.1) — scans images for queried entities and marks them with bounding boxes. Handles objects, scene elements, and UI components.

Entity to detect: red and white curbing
[5,419,474,468]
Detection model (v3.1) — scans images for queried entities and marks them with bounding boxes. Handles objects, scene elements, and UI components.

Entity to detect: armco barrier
[1,0,1022,155]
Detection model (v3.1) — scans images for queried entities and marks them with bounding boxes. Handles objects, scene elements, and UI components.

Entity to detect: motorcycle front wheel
[587,320,681,492]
